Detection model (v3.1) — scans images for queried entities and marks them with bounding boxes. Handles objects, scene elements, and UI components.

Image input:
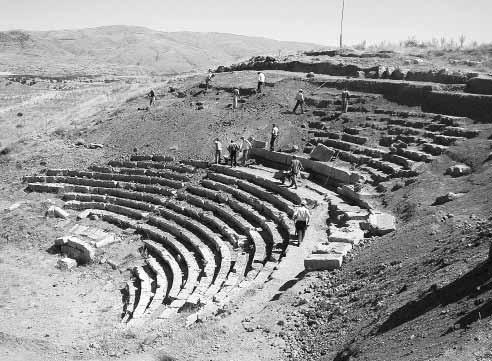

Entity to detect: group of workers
[212,131,310,245]
[147,70,351,115]
[143,70,358,247]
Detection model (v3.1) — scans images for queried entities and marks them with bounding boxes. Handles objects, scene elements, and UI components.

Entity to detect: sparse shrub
[459,34,466,48]
[353,40,367,50]
[404,36,419,48]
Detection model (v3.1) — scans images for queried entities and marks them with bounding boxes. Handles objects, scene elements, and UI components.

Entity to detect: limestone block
[304,253,343,271]
[329,225,365,245]
[57,257,77,270]
[310,144,336,162]
[313,242,352,256]
[252,140,267,149]
[445,164,472,177]
[46,205,70,219]
[368,212,396,236]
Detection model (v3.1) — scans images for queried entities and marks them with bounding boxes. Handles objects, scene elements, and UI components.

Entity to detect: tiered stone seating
[306,107,481,185]
[107,160,195,174]
[25,155,314,322]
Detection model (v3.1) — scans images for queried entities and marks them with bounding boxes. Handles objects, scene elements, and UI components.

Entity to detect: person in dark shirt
[148,89,156,107]
[289,155,303,189]
[227,140,239,167]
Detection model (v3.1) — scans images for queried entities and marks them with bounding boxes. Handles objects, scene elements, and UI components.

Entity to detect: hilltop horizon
[0,25,322,76]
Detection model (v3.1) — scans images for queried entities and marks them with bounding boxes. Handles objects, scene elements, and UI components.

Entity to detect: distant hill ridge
[0,25,320,75]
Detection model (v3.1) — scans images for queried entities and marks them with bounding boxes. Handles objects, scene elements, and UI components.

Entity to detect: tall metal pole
[339,0,345,49]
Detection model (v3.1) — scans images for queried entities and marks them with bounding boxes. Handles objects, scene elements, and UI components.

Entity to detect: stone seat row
[107,160,195,174]
[25,171,184,190]
[383,117,479,138]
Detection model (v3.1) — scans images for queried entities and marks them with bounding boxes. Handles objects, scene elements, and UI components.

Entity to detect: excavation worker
[227,140,239,167]
[289,155,303,189]
[214,138,222,164]
[148,89,156,107]
[270,124,279,151]
[257,72,265,93]
[233,88,240,110]
[293,200,310,245]
[341,89,350,113]
[240,136,252,166]
[293,89,305,114]
[205,70,215,92]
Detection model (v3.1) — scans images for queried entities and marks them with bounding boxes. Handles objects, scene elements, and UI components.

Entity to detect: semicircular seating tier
[24,156,313,322]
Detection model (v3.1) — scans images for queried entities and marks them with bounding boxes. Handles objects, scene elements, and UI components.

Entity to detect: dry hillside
[0,26,319,75]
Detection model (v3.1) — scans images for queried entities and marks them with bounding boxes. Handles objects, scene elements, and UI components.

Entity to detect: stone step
[131,266,154,319]
[143,239,183,299]
[122,280,137,322]
[209,164,302,205]
[108,160,195,174]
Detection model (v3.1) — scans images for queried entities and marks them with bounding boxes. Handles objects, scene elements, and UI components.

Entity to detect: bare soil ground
[1,62,492,361]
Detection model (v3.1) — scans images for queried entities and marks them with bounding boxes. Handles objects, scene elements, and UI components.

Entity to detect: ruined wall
[423,91,492,123]
[216,59,476,85]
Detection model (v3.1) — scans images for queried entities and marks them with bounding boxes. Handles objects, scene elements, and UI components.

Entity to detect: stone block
[310,144,336,162]
[57,257,77,270]
[368,212,396,236]
[329,225,365,245]
[313,242,352,256]
[46,205,70,219]
[445,164,471,177]
[304,253,343,271]
[252,140,267,149]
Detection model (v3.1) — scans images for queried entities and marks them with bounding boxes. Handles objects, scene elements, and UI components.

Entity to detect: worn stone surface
[367,212,396,236]
[46,205,69,219]
[304,253,343,271]
[310,144,335,162]
[328,224,365,245]
[313,242,353,256]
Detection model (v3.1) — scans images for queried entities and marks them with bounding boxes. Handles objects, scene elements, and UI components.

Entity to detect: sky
[0,0,490,46]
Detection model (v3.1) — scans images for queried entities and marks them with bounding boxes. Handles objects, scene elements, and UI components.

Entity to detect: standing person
[232,88,240,110]
[341,89,350,113]
[292,89,305,114]
[270,124,279,151]
[289,155,303,189]
[205,70,215,92]
[213,138,222,164]
[148,89,156,107]
[240,136,252,166]
[227,140,239,167]
[257,72,265,93]
[293,200,310,245]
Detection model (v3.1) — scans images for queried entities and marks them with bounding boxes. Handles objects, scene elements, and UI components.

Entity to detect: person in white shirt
[257,72,265,93]
[213,138,222,164]
[270,124,279,151]
[240,136,252,165]
[233,88,240,110]
[293,200,310,245]
[341,89,350,113]
[293,89,305,114]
